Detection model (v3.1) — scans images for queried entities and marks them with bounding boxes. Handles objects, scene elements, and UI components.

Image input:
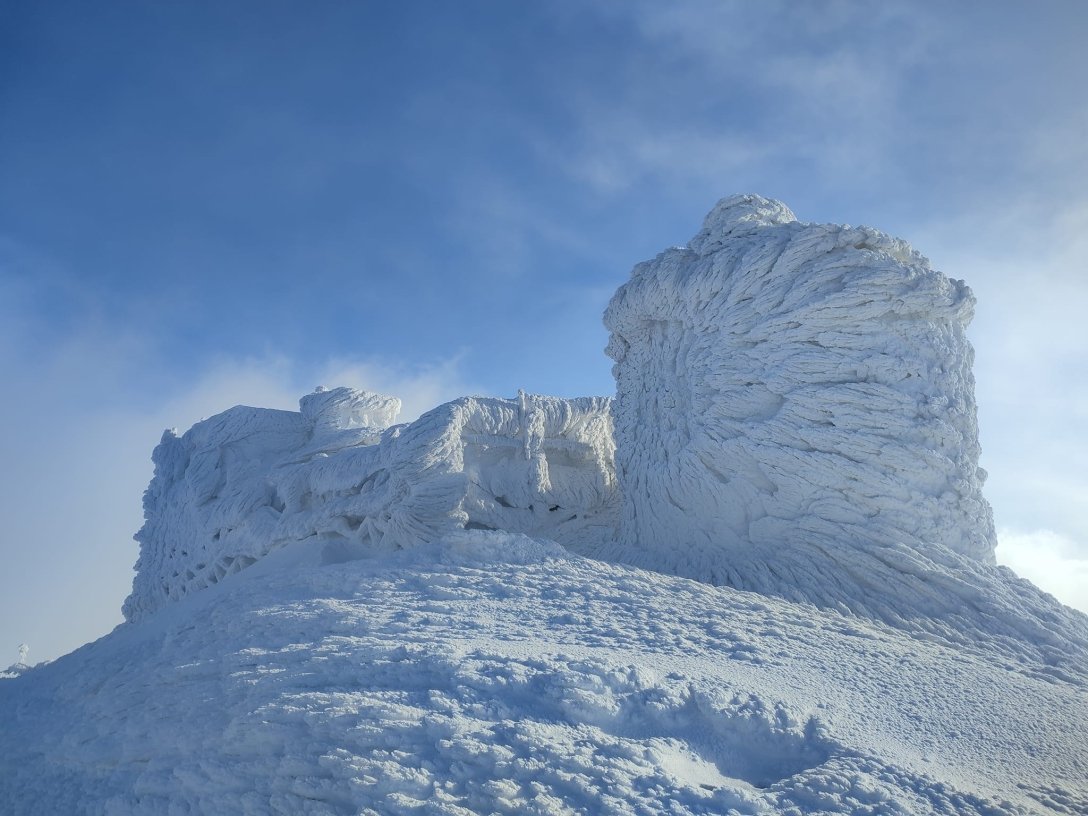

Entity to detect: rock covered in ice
[123,389,616,622]
[604,194,1000,611]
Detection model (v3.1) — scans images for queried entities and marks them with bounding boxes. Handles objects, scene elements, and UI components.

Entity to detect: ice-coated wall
[604,194,996,597]
[123,388,616,622]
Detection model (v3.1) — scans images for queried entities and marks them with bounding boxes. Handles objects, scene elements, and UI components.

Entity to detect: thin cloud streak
[996,528,1088,614]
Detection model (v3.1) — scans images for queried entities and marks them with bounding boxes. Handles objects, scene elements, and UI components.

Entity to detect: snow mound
[124,389,616,622]
[3,537,1085,814]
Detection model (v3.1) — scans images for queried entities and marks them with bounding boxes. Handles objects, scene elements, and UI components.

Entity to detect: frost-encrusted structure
[9,194,1088,815]
[124,195,1082,668]
[607,194,994,566]
[602,195,1008,616]
[123,388,616,622]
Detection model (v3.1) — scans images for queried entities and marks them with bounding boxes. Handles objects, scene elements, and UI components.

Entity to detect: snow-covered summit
[4,196,1087,815]
[5,533,1087,815]
[120,195,1085,668]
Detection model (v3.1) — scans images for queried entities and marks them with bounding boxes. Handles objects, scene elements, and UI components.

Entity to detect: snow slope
[3,533,1087,815]
[3,195,1087,815]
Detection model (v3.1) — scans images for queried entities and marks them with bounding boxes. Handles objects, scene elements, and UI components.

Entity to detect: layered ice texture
[606,193,994,569]
[596,196,1088,667]
[124,387,616,622]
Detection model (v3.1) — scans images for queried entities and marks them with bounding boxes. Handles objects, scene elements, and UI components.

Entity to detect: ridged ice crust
[123,388,616,622]
[604,194,996,600]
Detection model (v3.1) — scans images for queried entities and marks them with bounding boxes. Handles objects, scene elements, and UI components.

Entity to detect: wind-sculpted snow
[24,193,1084,814]
[602,194,1017,628]
[124,388,616,622]
[3,535,1086,815]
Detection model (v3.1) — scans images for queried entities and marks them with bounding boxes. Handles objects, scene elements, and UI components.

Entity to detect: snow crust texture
[4,536,1086,815]
[124,388,616,622]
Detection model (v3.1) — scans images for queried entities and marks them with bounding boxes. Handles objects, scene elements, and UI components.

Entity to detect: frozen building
[123,195,1083,669]
[124,387,616,622]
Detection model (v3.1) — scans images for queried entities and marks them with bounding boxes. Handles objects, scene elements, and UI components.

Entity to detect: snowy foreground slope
[3,195,1088,814]
[3,536,1087,815]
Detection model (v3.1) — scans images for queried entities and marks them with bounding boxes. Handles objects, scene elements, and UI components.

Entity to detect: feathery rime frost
[124,388,616,622]
[599,196,1083,666]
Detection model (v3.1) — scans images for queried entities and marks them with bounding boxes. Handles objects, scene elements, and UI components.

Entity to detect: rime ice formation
[119,197,1088,672]
[123,388,616,622]
[606,193,993,567]
[602,195,1013,619]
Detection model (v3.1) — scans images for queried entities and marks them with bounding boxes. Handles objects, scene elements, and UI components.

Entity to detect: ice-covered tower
[604,194,996,598]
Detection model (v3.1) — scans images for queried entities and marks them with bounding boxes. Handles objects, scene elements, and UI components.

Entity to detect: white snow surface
[4,195,1088,814]
[2,534,1086,815]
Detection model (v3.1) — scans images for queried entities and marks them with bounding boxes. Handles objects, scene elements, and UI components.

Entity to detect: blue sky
[2,1,1087,662]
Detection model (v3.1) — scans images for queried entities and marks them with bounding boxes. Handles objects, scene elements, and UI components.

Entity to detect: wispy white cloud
[996,528,1088,614]
[543,1,942,197]
[908,192,1088,552]
[437,173,604,279]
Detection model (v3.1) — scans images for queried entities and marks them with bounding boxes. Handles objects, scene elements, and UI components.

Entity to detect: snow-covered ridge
[124,388,616,622]
[8,535,1086,815]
